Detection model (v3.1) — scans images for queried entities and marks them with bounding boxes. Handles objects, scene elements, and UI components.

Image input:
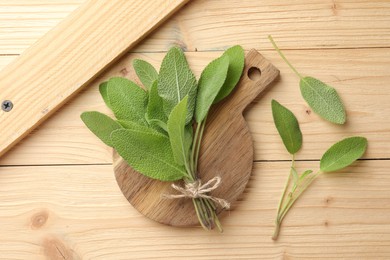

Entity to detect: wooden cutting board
[113,49,280,226]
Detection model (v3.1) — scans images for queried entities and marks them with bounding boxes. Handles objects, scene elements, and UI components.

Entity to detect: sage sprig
[269,36,346,124]
[271,99,367,240]
[81,46,245,232]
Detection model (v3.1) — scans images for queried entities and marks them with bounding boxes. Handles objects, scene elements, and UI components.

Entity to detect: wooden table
[1,1,389,259]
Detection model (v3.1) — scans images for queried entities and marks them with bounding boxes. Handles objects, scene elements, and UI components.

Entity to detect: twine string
[163,176,230,209]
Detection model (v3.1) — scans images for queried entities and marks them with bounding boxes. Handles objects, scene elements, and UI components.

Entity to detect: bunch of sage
[81,46,245,232]
[269,36,368,240]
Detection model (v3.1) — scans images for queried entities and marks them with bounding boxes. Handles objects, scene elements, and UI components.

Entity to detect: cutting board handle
[223,49,279,115]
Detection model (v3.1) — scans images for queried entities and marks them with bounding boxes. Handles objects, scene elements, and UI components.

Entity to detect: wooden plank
[0,55,15,70]
[0,0,83,55]
[1,48,388,165]
[1,0,390,55]
[0,161,389,258]
[0,0,189,158]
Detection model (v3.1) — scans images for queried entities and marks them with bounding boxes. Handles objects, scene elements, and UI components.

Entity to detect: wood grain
[0,0,83,55]
[0,48,388,165]
[0,0,389,258]
[0,161,389,259]
[113,50,279,226]
[1,0,390,55]
[0,0,189,158]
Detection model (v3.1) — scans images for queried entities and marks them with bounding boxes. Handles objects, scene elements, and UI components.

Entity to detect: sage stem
[273,170,321,240]
[193,199,208,230]
[275,154,295,218]
[268,35,303,79]
[194,116,207,175]
[273,154,295,240]
[191,121,203,175]
[279,172,321,222]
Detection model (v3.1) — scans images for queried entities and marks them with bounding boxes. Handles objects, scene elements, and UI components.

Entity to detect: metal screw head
[1,100,13,112]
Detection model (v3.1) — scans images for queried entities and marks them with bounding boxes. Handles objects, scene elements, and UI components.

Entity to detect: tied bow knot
[163,176,230,209]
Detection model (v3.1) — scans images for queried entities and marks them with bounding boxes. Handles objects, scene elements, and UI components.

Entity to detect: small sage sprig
[81,46,245,232]
[269,35,346,124]
[271,99,368,240]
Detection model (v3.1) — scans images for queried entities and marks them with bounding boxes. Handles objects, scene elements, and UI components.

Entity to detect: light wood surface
[0,0,188,158]
[1,0,390,54]
[0,0,389,259]
[113,50,279,226]
[1,161,390,259]
[1,48,389,165]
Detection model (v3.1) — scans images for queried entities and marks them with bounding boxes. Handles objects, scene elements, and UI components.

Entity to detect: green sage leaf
[111,129,186,181]
[320,136,367,172]
[167,96,190,166]
[195,55,230,122]
[299,170,313,180]
[117,120,162,135]
[107,77,148,125]
[146,81,168,131]
[99,81,111,109]
[146,118,168,133]
[133,59,158,90]
[158,47,197,124]
[271,100,302,154]
[300,77,346,124]
[214,45,245,103]
[81,111,122,147]
[269,36,346,125]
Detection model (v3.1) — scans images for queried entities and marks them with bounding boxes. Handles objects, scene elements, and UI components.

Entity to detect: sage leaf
[107,77,148,125]
[99,81,111,109]
[81,111,122,147]
[269,35,346,125]
[111,129,187,181]
[133,59,158,90]
[300,77,346,124]
[320,136,367,172]
[214,45,245,103]
[271,100,302,154]
[299,170,313,180]
[158,47,197,124]
[117,120,162,135]
[167,96,190,166]
[146,118,168,133]
[146,81,168,131]
[195,55,230,122]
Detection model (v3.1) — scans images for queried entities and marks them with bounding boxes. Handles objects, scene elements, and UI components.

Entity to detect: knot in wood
[31,210,49,229]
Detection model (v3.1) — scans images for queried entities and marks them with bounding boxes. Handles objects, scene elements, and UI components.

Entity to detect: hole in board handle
[247,67,261,81]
